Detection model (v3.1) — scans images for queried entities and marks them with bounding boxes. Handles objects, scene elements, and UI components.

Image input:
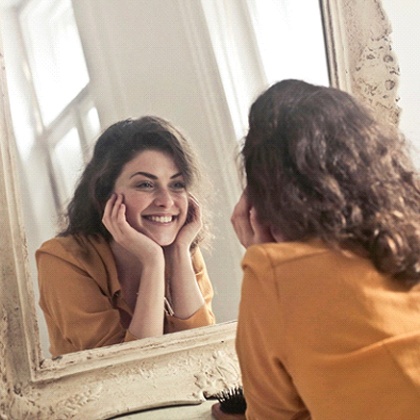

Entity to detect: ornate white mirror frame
[0,0,399,418]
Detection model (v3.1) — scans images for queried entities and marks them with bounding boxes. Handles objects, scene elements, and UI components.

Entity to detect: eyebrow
[129,171,183,180]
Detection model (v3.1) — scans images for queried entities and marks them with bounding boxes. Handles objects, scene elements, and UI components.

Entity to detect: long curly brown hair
[59,115,211,249]
[242,79,420,285]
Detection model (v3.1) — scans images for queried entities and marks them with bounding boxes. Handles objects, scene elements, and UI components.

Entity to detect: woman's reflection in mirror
[36,116,215,358]
[229,79,420,419]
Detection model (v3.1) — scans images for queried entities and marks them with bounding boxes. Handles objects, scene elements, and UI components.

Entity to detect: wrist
[164,242,190,259]
[138,246,165,266]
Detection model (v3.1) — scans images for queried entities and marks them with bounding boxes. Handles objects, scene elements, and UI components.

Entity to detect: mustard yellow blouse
[36,235,215,357]
[236,240,420,420]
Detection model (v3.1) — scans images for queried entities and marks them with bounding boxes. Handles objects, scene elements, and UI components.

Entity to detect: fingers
[186,193,202,226]
[249,207,259,231]
[231,192,253,248]
[102,193,115,231]
[167,193,202,249]
[103,194,165,264]
[231,190,276,247]
[102,193,127,239]
[231,191,251,223]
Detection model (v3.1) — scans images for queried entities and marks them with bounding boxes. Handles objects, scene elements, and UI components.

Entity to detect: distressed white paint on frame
[0,0,400,418]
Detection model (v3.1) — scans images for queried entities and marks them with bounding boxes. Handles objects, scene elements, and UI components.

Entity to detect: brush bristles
[216,386,247,414]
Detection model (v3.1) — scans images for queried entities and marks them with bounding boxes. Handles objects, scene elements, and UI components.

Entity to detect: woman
[36,116,215,358]
[231,80,420,419]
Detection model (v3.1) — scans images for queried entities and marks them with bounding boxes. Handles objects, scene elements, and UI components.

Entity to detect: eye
[135,180,154,190]
[171,180,186,191]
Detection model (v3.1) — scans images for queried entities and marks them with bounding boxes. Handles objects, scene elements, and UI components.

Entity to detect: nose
[153,188,174,208]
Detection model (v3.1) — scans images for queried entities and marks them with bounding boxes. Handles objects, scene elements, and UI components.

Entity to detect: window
[1,0,100,211]
[202,0,329,140]
[20,0,90,125]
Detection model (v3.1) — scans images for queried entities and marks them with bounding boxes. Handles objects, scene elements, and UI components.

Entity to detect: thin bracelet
[164,297,175,316]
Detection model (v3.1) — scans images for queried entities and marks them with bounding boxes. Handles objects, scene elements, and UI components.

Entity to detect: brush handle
[211,403,246,420]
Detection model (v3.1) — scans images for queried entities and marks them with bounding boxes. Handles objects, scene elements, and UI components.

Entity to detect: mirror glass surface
[0,0,329,358]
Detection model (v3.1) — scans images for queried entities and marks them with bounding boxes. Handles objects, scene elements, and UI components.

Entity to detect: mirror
[0,0,401,418]
[0,0,329,358]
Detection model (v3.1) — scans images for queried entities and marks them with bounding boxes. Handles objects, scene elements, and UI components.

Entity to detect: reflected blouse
[36,234,215,358]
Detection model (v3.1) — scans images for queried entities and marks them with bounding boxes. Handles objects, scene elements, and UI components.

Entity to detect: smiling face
[113,149,189,246]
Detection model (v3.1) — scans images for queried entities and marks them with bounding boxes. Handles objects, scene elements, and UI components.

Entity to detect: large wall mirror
[0,0,400,418]
[1,0,329,358]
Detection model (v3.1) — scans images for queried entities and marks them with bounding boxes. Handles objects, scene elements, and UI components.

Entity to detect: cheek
[121,193,147,222]
[124,206,137,225]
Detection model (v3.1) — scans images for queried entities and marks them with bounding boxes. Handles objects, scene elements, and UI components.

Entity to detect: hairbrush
[215,385,247,414]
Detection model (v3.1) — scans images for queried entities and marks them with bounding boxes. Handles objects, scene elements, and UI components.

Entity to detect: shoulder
[242,240,384,301]
[36,235,112,268]
[242,240,378,292]
[240,241,331,298]
[36,235,119,296]
[243,240,332,270]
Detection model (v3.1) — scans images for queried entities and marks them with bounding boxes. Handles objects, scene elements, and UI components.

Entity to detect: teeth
[147,216,173,223]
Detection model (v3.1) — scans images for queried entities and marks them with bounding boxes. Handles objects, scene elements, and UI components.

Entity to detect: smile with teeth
[144,215,176,223]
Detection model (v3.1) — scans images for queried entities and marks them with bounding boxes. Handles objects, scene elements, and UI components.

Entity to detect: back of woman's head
[243,79,420,284]
[60,115,205,244]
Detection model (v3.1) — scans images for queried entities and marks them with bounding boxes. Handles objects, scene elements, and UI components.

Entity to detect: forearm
[128,262,165,339]
[165,245,205,319]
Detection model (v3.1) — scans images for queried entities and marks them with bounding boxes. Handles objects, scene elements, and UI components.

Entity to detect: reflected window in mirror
[1,0,100,211]
[20,0,90,124]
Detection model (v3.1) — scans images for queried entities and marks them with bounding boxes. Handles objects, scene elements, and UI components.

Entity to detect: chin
[135,225,178,247]
[149,234,177,247]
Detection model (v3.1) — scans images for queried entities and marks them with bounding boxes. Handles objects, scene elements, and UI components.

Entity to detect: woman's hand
[103,194,165,339]
[102,193,163,263]
[163,194,205,319]
[231,190,275,248]
[167,193,202,251]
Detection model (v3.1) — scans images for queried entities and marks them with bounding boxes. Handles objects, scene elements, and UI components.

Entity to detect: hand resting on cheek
[231,190,276,248]
[102,192,164,264]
